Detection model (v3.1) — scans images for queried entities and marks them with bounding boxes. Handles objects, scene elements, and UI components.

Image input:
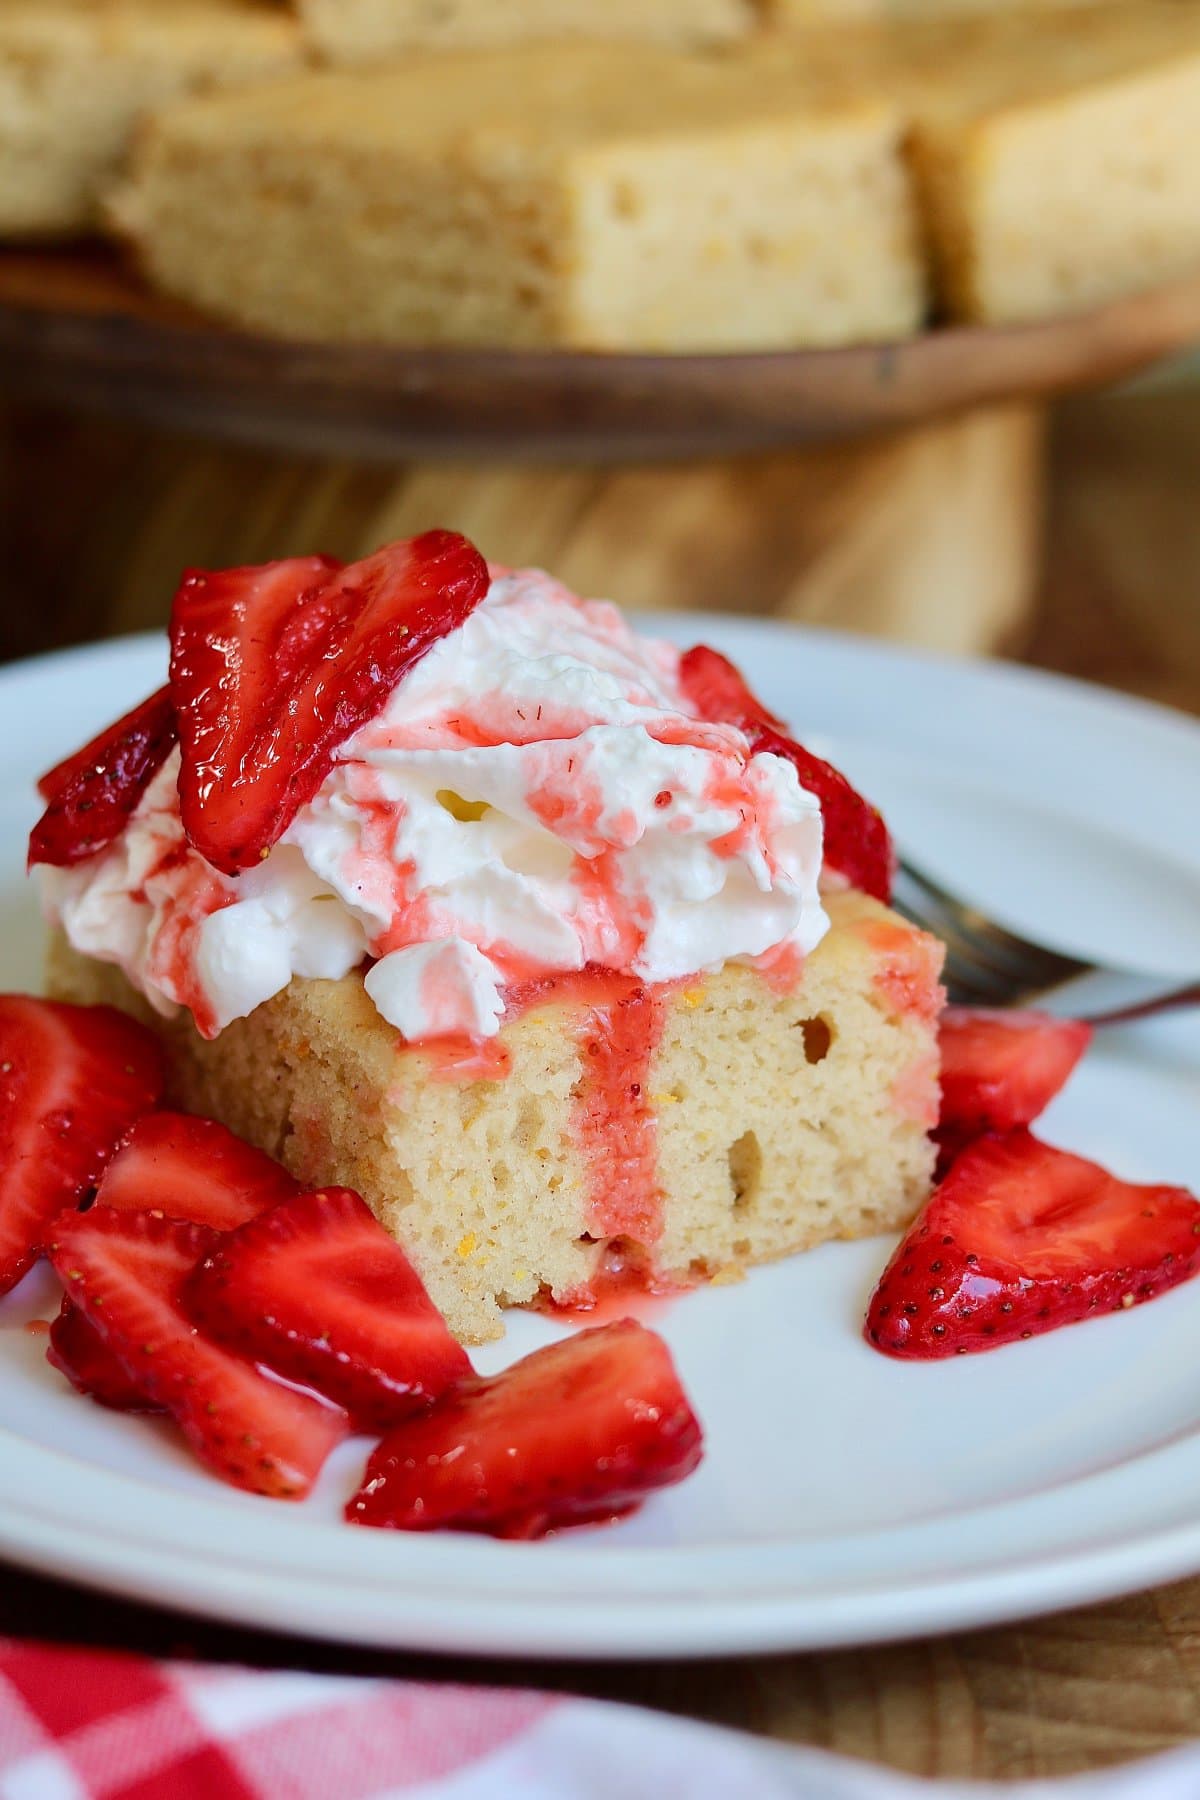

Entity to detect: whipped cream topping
[41,570,829,1041]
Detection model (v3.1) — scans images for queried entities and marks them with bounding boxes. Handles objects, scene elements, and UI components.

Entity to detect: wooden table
[1,386,1198,1784]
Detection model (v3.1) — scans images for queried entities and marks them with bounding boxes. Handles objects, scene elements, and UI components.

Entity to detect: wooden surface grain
[0,401,1045,660]
[0,386,1198,1783]
[1,244,1199,460]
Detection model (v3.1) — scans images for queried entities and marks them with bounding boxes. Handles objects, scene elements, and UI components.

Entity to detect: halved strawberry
[677,644,784,734]
[47,1298,163,1414]
[0,997,165,1294]
[187,1187,471,1430]
[938,1006,1092,1145]
[170,532,489,876]
[49,1208,348,1497]
[865,1129,1200,1359]
[48,1110,300,1411]
[96,1110,300,1229]
[678,643,894,902]
[346,1319,703,1538]
[28,687,178,869]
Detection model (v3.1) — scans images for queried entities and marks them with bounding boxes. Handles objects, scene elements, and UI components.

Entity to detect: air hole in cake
[609,178,643,222]
[797,1016,833,1065]
[517,1097,545,1145]
[728,1131,763,1212]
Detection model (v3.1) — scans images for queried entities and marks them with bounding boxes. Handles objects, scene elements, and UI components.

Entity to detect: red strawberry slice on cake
[865,1129,1200,1359]
[186,1186,472,1431]
[49,1111,301,1410]
[28,687,178,869]
[170,532,490,875]
[0,997,165,1294]
[96,1110,301,1228]
[346,1319,703,1537]
[47,1297,163,1414]
[678,644,894,902]
[50,1208,348,1498]
[936,1007,1093,1170]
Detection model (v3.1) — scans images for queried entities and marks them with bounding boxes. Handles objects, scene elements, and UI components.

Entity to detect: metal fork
[892,857,1200,1026]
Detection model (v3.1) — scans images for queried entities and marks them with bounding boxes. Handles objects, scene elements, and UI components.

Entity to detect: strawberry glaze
[538,1251,685,1328]
[419,1037,514,1083]
[570,977,669,1245]
[891,1049,942,1129]
[860,919,946,1023]
[418,966,673,1253]
[143,859,233,1041]
[505,968,671,1244]
[752,937,806,995]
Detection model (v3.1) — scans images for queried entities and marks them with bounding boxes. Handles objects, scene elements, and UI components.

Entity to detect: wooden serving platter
[2,246,1200,461]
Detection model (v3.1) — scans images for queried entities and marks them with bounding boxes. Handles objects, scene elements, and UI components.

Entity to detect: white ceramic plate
[0,622,1197,1662]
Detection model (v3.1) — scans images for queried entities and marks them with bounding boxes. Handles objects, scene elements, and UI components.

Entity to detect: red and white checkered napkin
[1,1637,1199,1800]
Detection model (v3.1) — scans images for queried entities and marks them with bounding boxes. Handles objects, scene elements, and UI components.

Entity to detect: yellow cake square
[0,0,301,236]
[298,0,752,60]
[48,889,943,1344]
[112,42,925,351]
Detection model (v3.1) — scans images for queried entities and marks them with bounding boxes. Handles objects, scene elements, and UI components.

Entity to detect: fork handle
[1034,969,1200,1027]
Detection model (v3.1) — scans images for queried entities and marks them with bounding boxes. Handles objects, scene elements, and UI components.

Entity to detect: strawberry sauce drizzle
[417,965,672,1253]
[511,968,671,1246]
[419,1038,514,1084]
[752,937,806,996]
[891,1049,942,1129]
[143,860,233,1041]
[538,1249,685,1328]
[860,918,946,1023]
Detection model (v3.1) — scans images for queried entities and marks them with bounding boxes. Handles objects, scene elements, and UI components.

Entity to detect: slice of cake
[48,890,942,1344]
[768,0,1118,20]
[767,3,1200,324]
[0,1,302,237]
[111,43,925,351]
[34,535,942,1344]
[298,0,752,60]
[901,2,1200,323]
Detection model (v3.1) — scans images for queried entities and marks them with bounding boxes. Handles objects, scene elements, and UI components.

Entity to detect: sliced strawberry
[47,1299,163,1413]
[677,644,785,734]
[96,1110,300,1230]
[678,643,894,902]
[938,1006,1092,1147]
[49,1208,348,1497]
[865,1129,1200,1359]
[0,997,165,1295]
[186,1187,471,1430]
[28,687,178,869]
[346,1319,703,1538]
[754,725,895,903]
[47,1111,299,1412]
[170,532,489,876]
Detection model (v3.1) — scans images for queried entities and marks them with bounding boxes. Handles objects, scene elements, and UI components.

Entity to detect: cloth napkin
[1,1637,1198,1800]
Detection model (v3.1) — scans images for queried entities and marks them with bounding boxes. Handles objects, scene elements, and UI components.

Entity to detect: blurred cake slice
[48,890,943,1345]
[298,0,752,59]
[111,42,925,351]
[768,2,1200,324]
[901,2,1200,322]
[770,0,1116,19]
[0,1,301,237]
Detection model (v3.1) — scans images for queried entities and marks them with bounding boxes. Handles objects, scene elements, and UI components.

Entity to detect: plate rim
[0,621,1197,1659]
